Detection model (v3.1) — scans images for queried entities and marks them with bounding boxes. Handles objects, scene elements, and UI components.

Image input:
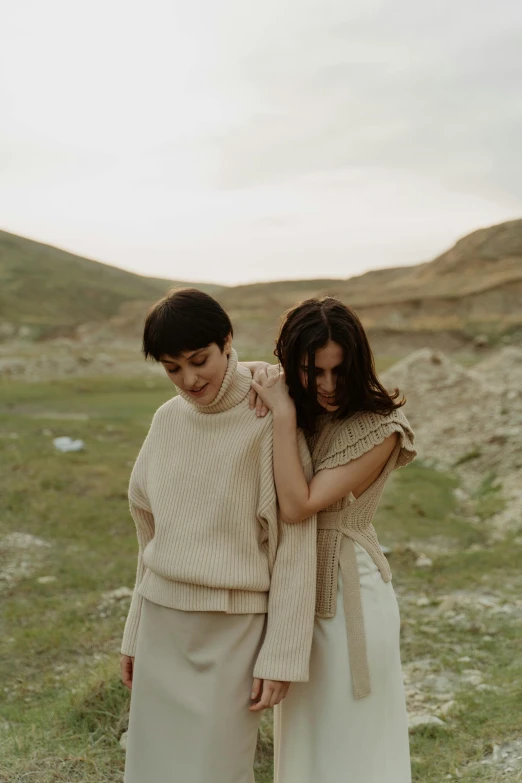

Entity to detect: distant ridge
[1,220,521,350]
[216,219,522,352]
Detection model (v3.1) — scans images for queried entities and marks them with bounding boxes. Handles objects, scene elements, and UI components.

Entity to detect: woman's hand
[121,654,135,690]
[245,361,273,417]
[251,366,295,418]
[249,678,291,711]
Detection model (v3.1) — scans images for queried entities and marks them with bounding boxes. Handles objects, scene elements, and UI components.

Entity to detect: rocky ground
[382,346,522,540]
[397,580,522,779]
[380,346,522,779]
[0,337,158,380]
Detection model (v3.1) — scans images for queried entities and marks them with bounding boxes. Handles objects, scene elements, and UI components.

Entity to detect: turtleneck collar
[177,348,252,414]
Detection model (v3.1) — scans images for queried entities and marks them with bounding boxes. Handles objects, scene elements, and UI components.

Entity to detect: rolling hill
[0,231,220,339]
[1,220,521,354]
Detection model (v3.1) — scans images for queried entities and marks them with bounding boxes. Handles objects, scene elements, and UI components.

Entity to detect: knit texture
[121,349,317,682]
[306,407,416,698]
[307,408,416,618]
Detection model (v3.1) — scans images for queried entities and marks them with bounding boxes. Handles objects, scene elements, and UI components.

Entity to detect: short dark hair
[275,297,404,432]
[143,288,233,361]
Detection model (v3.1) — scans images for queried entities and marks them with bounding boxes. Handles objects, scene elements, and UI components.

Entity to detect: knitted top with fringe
[306,408,416,698]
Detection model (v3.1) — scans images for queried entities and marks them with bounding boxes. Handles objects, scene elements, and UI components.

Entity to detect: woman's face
[160,335,232,405]
[300,340,343,412]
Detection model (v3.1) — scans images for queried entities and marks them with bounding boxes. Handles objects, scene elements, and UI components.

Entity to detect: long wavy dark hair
[275,297,404,432]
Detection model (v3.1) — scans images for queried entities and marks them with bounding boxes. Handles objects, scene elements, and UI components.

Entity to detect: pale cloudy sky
[1,0,521,285]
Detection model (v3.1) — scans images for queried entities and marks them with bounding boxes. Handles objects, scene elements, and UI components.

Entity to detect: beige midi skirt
[274,542,411,783]
[124,598,265,783]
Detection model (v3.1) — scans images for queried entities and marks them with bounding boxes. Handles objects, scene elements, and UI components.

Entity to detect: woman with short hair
[120,288,316,783]
[249,296,416,783]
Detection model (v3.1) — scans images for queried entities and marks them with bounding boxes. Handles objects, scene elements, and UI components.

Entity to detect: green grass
[454,448,482,467]
[1,376,520,782]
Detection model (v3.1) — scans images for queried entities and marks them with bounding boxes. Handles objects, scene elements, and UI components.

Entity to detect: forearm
[121,551,146,656]
[121,502,155,656]
[272,410,312,522]
[253,512,316,682]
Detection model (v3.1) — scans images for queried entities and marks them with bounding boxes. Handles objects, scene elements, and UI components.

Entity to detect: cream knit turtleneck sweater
[121,349,317,682]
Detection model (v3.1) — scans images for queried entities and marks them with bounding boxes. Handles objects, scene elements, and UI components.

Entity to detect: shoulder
[143,396,183,437]
[315,408,416,471]
[152,395,182,421]
[340,408,413,443]
[333,407,413,441]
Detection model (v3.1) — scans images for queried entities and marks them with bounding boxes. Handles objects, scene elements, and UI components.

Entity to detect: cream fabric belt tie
[318,512,371,699]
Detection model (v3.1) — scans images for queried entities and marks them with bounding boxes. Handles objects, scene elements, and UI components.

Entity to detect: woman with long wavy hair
[248,296,416,783]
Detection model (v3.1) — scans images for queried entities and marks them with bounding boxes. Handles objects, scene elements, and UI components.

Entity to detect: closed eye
[300,365,341,375]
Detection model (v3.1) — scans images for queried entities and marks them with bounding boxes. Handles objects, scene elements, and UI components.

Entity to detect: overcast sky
[1,0,521,285]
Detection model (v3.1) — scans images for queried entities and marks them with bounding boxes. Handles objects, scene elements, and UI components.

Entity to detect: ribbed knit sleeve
[315,408,416,473]
[253,431,317,682]
[121,505,155,656]
[121,433,155,657]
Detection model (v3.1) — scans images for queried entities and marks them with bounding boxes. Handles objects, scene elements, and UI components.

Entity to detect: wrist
[272,404,296,423]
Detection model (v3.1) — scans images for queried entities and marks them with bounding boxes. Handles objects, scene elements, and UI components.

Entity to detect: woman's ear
[224,333,233,356]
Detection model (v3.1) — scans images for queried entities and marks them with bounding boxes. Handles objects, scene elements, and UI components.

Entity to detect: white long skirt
[124,598,265,783]
[274,542,411,783]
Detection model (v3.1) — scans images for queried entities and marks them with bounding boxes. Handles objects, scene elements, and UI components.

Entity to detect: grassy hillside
[0,231,221,339]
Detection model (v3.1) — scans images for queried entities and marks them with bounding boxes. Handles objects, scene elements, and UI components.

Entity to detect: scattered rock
[0,358,25,376]
[477,738,522,773]
[96,586,133,617]
[476,684,500,693]
[105,587,133,601]
[465,543,485,553]
[461,669,483,686]
[439,700,457,717]
[437,596,459,614]
[473,334,490,349]
[452,488,470,503]
[119,730,128,750]
[36,576,57,584]
[415,554,433,568]
[424,673,455,695]
[409,714,447,732]
[419,625,439,635]
[0,533,52,590]
[0,533,51,550]
[53,436,85,453]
